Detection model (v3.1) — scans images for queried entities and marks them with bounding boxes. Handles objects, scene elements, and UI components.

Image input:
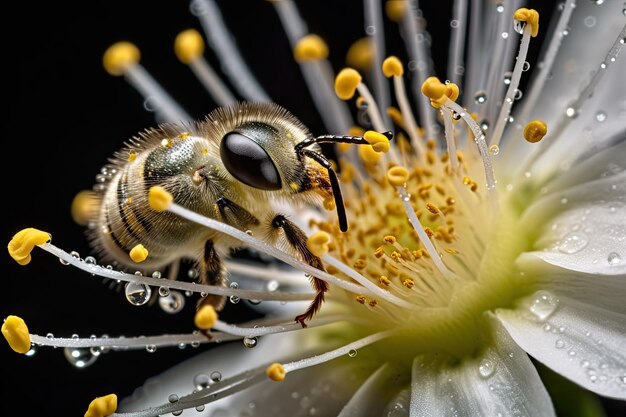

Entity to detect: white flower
[3,1,626,417]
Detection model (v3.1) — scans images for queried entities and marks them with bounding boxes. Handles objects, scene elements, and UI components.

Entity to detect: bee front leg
[269,215,329,328]
[196,239,227,311]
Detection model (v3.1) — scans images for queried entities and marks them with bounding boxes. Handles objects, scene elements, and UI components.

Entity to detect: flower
[3,1,626,416]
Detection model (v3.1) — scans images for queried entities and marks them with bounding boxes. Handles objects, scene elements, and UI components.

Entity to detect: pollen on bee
[201,148,208,154]
[161,138,173,148]
[127,151,137,162]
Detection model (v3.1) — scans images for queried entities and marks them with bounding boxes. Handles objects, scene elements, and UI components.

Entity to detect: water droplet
[451,111,461,121]
[146,344,157,353]
[178,342,186,349]
[496,3,504,12]
[543,323,552,332]
[558,232,589,254]
[245,229,253,236]
[620,376,626,384]
[267,280,279,292]
[172,411,182,417]
[194,373,210,390]
[584,16,597,27]
[152,271,162,279]
[158,286,170,297]
[84,256,97,265]
[59,257,70,265]
[450,19,459,28]
[243,336,258,348]
[595,111,607,122]
[25,345,37,356]
[125,282,152,306]
[70,251,80,259]
[187,268,198,279]
[248,299,262,305]
[348,349,358,358]
[366,25,376,35]
[196,405,205,412]
[589,0,604,4]
[503,72,512,85]
[561,27,570,36]
[513,20,526,34]
[210,370,222,382]
[514,89,523,100]
[474,90,487,104]
[489,145,500,156]
[581,360,590,368]
[168,393,179,403]
[568,350,576,356]
[229,295,240,304]
[501,32,509,39]
[522,61,530,72]
[529,290,559,321]
[478,359,495,378]
[623,4,626,16]
[64,347,99,368]
[480,120,489,131]
[566,107,577,118]
[555,340,565,349]
[158,290,185,314]
[607,252,622,265]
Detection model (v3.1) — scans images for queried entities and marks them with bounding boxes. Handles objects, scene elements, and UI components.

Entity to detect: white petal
[497,295,626,400]
[409,314,555,417]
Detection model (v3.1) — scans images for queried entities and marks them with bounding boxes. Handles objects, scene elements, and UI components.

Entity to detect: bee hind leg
[196,239,227,311]
[269,215,328,328]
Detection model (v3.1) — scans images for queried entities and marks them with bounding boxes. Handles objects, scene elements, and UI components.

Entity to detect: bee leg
[216,197,260,230]
[270,215,328,328]
[196,239,227,311]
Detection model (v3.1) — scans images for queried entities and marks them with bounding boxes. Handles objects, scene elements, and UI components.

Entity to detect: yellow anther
[354,259,367,269]
[444,248,460,254]
[128,151,137,162]
[294,34,329,62]
[424,227,434,238]
[390,251,402,262]
[129,244,149,263]
[148,186,173,212]
[385,0,407,22]
[307,231,330,258]
[335,68,362,100]
[266,363,286,382]
[175,29,205,64]
[383,235,397,244]
[374,247,385,258]
[8,228,50,266]
[513,8,540,37]
[425,202,439,214]
[194,305,218,330]
[177,132,191,139]
[402,278,414,289]
[368,299,378,307]
[71,190,100,226]
[523,120,548,143]
[2,315,31,354]
[463,176,472,185]
[387,166,409,187]
[355,295,367,304]
[379,276,391,286]
[84,394,118,417]
[103,41,140,76]
[421,77,459,108]
[382,56,404,78]
[346,37,374,71]
[358,144,381,166]
[364,131,390,153]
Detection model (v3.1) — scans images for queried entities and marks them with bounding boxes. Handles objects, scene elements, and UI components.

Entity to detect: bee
[75,102,390,326]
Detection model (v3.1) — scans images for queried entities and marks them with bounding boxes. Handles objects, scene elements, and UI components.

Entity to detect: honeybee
[76,102,390,326]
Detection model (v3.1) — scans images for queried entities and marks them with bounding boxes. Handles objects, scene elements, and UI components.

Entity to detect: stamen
[85,394,117,417]
[489,9,537,148]
[129,244,149,263]
[190,0,270,101]
[174,29,236,106]
[2,315,31,353]
[212,315,364,337]
[103,42,191,123]
[440,108,460,172]
[447,0,468,87]
[194,305,218,330]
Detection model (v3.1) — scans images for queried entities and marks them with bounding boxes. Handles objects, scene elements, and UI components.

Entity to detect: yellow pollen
[425,202,439,214]
[8,228,50,266]
[390,251,402,262]
[386,166,409,186]
[161,138,173,148]
[201,148,208,154]
[174,29,205,64]
[129,244,149,263]
[421,77,459,108]
[84,394,118,417]
[349,126,365,137]
[383,235,397,244]
[293,34,329,62]
[266,363,286,382]
[368,299,378,307]
[374,247,384,258]
[513,8,540,37]
[523,120,548,143]
[358,144,381,166]
[382,56,404,77]
[444,248,460,254]
[177,132,191,139]
[103,41,140,76]
[289,182,299,191]
[345,37,374,71]
[148,186,173,212]
[127,151,137,161]
[354,259,367,269]
[355,295,367,304]
[307,231,330,257]
[71,190,100,226]
[323,197,336,211]
[379,275,391,286]
[2,315,31,354]
[364,131,390,153]
[385,0,407,22]
[194,305,218,330]
[424,227,434,238]
[335,68,362,100]
[402,278,415,289]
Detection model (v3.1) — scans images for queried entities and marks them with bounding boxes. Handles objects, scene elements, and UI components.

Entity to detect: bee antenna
[294,131,393,154]
[298,148,348,232]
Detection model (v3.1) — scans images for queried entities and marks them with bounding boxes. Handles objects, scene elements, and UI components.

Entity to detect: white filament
[189,57,236,106]
[441,108,459,172]
[393,75,427,157]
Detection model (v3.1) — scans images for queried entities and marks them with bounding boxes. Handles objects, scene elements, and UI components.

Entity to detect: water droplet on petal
[243,336,258,348]
[529,290,559,321]
[168,393,179,403]
[478,359,495,378]
[595,111,607,122]
[125,282,152,306]
[210,370,222,382]
[194,373,210,390]
[607,252,622,265]
[84,256,97,265]
[558,232,589,254]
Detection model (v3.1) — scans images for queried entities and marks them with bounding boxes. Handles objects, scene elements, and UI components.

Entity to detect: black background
[2,1,625,416]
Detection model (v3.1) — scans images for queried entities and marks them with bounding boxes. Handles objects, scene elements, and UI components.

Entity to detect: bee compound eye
[220,132,282,190]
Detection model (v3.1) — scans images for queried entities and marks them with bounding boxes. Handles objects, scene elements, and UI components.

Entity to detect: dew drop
[543,323,552,332]
[159,291,185,314]
[152,271,162,279]
[348,349,358,358]
[158,286,170,297]
[243,336,258,348]
[566,107,577,118]
[64,347,99,368]
[229,295,241,304]
[267,280,279,292]
[450,19,459,28]
[514,89,523,100]
[607,252,622,265]
[589,0,604,4]
[568,350,577,356]
[503,71,512,85]
[196,405,205,412]
[451,111,461,121]
[557,232,589,254]
[480,120,489,131]
[59,257,70,265]
[581,360,590,368]
[168,393,179,403]
[478,359,495,378]
[584,15,597,28]
[555,340,565,349]
[529,290,559,321]
[620,376,626,384]
[25,345,37,356]
[501,32,509,39]
[522,61,530,72]
[194,373,211,390]
[474,90,487,104]
[595,111,607,122]
[489,145,500,156]
[561,27,570,36]
[210,370,222,382]
[187,268,199,279]
[84,256,97,265]
[125,282,152,306]
[513,20,526,34]
[146,344,157,353]
[172,411,182,417]
[70,250,80,259]
[496,3,504,13]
